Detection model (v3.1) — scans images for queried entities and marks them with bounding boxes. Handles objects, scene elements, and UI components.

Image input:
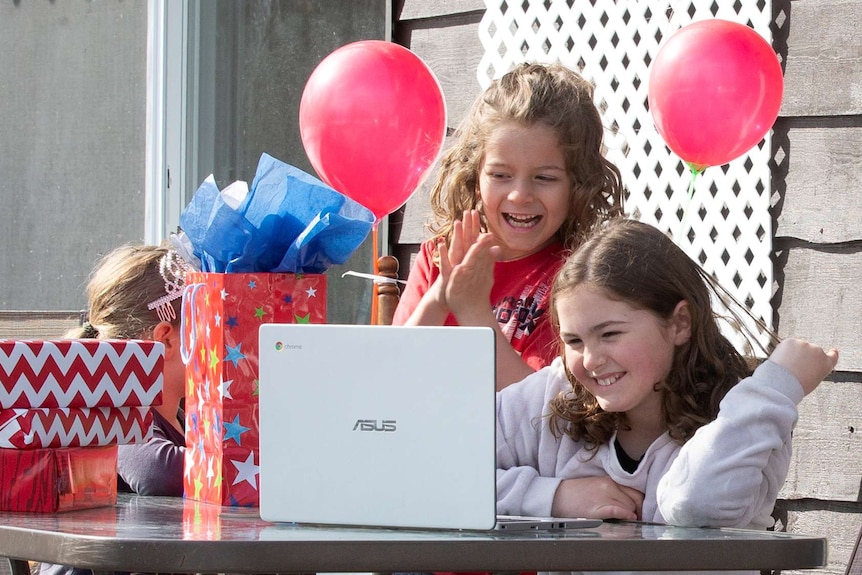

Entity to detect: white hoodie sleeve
[657,360,804,528]
[495,359,569,516]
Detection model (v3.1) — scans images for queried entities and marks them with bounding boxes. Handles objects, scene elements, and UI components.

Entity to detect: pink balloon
[300,41,447,221]
[648,19,784,171]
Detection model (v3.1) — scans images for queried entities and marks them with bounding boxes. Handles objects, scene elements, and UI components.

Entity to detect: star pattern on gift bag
[183,271,326,506]
[223,414,250,445]
[225,344,246,367]
[231,451,259,489]
[219,378,234,400]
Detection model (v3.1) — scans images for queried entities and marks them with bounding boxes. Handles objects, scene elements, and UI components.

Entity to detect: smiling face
[556,284,690,424]
[477,121,572,261]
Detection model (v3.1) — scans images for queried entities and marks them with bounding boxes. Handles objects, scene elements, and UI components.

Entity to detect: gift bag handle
[180,282,206,366]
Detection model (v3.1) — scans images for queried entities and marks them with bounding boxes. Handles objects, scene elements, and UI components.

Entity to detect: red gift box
[0,445,118,512]
[181,271,326,506]
[0,339,164,409]
[0,406,153,449]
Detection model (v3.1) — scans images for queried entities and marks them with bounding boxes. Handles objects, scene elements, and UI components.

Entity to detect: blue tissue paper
[179,153,375,273]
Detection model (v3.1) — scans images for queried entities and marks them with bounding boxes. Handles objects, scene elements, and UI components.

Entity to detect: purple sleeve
[117,410,185,496]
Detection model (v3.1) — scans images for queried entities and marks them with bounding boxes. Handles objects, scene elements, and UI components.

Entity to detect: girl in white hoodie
[496,218,839,528]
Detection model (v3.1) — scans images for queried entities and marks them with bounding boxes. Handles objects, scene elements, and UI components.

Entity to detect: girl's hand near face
[438,209,490,314]
[407,210,488,326]
[436,208,535,388]
[447,209,482,268]
[444,232,500,321]
[444,230,540,389]
[552,476,643,520]
[769,338,839,395]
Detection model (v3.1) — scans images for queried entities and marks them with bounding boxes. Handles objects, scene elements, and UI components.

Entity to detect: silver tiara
[147,250,191,322]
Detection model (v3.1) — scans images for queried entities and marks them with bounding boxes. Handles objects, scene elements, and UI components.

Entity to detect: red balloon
[299,41,447,221]
[648,19,784,171]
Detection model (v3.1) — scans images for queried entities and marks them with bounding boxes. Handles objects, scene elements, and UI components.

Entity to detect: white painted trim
[146,0,189,244]
[163,0,190,237]
[145,0,167,244]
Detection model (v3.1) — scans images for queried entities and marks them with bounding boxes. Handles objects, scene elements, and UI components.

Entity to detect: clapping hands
[436,210,501,322]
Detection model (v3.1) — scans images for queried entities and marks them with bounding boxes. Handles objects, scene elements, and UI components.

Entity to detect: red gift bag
[181,271,326,506]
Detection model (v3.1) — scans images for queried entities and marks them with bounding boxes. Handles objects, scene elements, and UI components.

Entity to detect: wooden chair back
[376,255,400,326]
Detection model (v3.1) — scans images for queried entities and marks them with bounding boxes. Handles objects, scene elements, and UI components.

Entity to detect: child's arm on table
[118,420,185,496]
[495,362,642,520]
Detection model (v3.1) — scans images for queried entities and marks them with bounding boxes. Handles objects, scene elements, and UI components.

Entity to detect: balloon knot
[687,162,707,175]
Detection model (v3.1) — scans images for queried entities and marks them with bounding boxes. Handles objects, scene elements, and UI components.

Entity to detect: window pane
[0,2,147,311]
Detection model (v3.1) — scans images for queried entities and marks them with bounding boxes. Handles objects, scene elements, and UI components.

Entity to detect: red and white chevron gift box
[0,405,153,449]
[0,339,164,409]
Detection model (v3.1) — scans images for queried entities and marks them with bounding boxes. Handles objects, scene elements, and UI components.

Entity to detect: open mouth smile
[503,213,541,228]
[594,373,623,387]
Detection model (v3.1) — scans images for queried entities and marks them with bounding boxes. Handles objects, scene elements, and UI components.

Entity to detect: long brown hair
[427,62,624,251]
[547,218,776,449]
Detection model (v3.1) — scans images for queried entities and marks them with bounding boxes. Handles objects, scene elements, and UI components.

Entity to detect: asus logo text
[352,419,397,432]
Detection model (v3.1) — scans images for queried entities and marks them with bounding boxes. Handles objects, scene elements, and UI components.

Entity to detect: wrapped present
[0,405,153,449]
[182,271,326,506]
[0,445,118,512]
[0,339,164,409]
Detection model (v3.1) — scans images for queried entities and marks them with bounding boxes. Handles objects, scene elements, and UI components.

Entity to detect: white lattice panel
[479,0,775,353]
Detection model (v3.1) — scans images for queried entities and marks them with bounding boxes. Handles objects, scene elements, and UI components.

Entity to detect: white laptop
[258,323,601,531]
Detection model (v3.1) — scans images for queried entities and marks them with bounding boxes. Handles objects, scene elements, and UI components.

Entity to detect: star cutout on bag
[225,343,246,367]
[231,451,259,489]
[219,378,234,399]
[223,414,250,445]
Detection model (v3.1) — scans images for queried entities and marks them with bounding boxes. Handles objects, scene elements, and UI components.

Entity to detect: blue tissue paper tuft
[179,153,375,273]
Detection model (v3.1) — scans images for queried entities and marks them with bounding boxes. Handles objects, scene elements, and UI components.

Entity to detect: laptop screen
[258,324,497,529]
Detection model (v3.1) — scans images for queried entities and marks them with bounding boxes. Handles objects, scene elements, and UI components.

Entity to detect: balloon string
[371,222,379,325]
[675,162,705,245]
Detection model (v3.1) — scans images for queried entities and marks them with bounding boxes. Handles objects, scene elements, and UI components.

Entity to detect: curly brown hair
[547,218,775,450]
[427,62,624,252]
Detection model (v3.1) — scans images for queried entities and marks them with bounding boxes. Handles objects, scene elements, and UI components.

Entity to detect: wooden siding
[393,1,862,574]
[0,311,82,340]
[777,0,862,117]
